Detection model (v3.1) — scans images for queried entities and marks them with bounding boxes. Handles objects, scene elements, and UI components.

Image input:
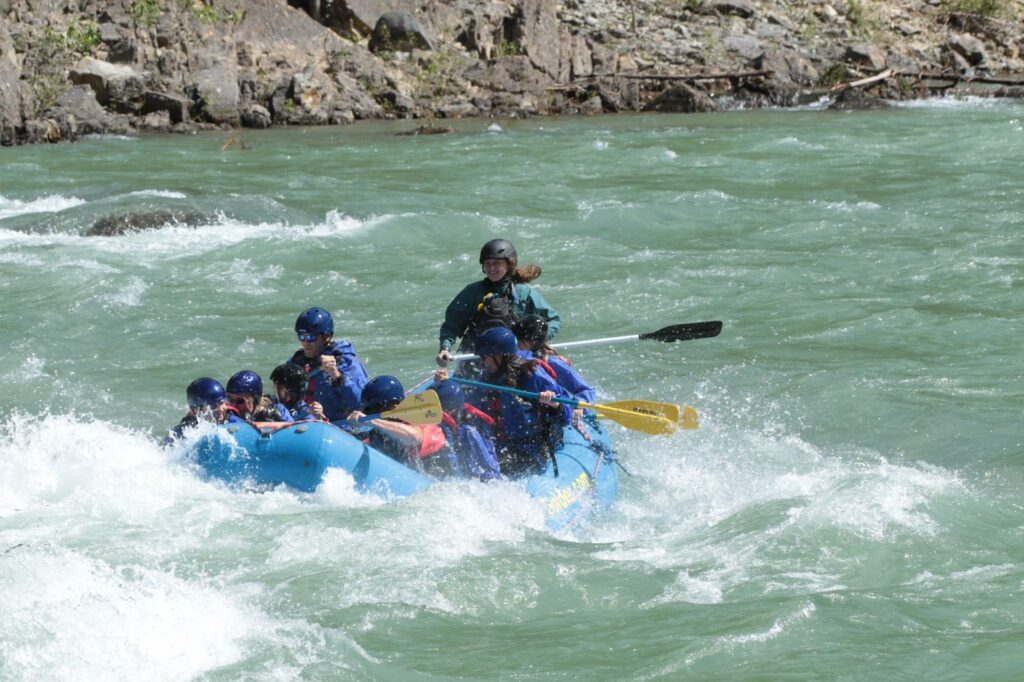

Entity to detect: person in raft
[161,377,245,446]
[427,376,502,480]
[286,306,369,422]
[270,362,324,422]
[435,238,561,366]
[346,375,447,469]
[471,326,572,477]
[225,370,291,422]
[512,314,597,405]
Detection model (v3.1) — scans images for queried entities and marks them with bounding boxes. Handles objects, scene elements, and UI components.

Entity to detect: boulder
[754,49,820,87]
[142,91,192,124]
[724,35,763,60]
[948,33,988,67]
[98,22,137,63]
[708,0,755,18]
[436,101,478,118]
[191,50,240,124]
[140,110,172,131]
[50,84,132,137]
[844,43,887,70]
[323,0,420,38]
[829,87,890,110]
[643,83,717,113]
[240,104,272,128]
[290,68,332,123]
[68,57,145,112]
[368,11,433,53]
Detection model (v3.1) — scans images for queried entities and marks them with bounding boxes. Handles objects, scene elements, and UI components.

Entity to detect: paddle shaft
[449,320,722,361]
[450,376,583,409]
[449,377,678,435]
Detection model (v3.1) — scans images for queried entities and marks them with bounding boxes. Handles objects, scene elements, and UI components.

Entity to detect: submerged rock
[87,210,208,237]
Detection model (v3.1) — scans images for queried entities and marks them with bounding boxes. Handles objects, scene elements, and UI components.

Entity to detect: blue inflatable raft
[188,419,618,532]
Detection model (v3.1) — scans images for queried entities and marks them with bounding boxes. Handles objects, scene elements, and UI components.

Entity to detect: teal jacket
[439,278,560,353]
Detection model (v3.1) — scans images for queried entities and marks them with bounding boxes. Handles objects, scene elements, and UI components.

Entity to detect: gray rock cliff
[1,0,1021,144]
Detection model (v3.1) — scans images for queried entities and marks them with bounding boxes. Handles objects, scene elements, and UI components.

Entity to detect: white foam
[81,133,137,141]
[125,189,188,199]
[0,194,87,220]
[770,136,827,151]
[892,94,1017,110]
[0,547,265,682]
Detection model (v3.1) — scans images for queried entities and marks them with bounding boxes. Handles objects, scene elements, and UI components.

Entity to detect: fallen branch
[895,71,1024,86]
[612,69,774,82]
[830,68,893,93]
[564,69,773,84]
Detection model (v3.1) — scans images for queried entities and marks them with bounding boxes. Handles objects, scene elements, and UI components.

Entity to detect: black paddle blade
[639,321,723,343]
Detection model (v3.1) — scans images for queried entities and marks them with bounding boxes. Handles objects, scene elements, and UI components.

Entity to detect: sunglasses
[297,333,319,342]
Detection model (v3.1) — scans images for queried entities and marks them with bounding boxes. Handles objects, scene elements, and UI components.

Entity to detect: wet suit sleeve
[439,281,485,351]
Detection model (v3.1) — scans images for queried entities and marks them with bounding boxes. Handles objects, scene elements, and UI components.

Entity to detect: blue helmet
[186,377,227,408]
[295,307,334,335]
[475,326,518,356]
[361,375,405,414]
[227,370,263,397]
[429,379,465,414]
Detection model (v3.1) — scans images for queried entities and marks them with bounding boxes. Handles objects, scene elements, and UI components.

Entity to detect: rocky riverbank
[1,0,1022,145]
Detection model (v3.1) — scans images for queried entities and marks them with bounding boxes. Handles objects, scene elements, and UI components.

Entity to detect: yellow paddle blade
[580,401,678,436]
[380,390,443,425]
[603,399,681,424]
[680,405,699,430]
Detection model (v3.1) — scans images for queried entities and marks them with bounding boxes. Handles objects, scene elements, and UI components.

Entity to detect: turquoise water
[1,101,1022,680]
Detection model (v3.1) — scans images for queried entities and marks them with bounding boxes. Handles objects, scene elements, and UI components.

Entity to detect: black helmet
[479,239,517,265]
[270,363,307,397]
[512,314,548,346]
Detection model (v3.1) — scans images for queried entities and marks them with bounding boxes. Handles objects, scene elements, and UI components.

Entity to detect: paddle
[449,320,722,361]
[352,390,443,425]
[598,400,700,430]
[449,377,679,436]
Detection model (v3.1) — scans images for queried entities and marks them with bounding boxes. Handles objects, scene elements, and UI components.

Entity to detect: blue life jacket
[287,339,369,421]
[485,364,572,476]
[438,406,501,480]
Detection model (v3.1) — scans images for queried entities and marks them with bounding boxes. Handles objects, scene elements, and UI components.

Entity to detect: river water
[1,100,1022,680]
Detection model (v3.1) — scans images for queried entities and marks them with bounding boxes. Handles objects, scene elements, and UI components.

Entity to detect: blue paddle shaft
[449,376,581,408]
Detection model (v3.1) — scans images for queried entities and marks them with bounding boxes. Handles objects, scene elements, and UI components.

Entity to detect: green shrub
[129,0,163,27]
[65,19,102,54]
[941,0,1010,16]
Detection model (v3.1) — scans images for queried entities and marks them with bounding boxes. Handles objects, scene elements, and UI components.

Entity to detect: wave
[0,210,378,254]
[125,190,189,199]
[0,194,87,220]
[891,94,1024,110]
